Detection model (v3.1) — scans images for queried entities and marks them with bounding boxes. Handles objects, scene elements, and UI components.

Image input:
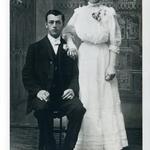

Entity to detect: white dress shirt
[47,34,61,54]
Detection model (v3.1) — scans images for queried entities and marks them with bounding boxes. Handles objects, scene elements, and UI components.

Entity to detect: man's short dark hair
[45,10,65,23]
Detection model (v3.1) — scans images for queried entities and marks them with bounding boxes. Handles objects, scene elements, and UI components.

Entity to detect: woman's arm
[105,51,117,81]
[105,7,121,81]
[63,8,81,59]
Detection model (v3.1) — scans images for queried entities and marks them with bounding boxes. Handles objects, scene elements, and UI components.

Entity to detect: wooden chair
[52,111,66,149]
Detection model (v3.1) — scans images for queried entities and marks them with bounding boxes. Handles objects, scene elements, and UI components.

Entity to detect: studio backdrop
[10,0,142,130]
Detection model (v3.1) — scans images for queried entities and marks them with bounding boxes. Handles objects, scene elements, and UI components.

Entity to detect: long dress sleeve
[108,7,121,54]
[63,8,81,49]
[63,8,79,37]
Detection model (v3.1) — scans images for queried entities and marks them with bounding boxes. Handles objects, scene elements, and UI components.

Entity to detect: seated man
[22,9,86,150]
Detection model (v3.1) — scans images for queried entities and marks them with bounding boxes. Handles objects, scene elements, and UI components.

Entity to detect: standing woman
[63,0,128,149]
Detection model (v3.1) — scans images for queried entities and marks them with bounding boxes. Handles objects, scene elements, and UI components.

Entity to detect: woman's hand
[105,65,116,81]
[67,48,78,59]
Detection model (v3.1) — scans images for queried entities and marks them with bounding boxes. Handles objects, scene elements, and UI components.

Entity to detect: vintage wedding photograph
[9,0,142,150]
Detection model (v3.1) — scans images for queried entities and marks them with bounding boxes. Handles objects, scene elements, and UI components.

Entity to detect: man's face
[45,14,64,38]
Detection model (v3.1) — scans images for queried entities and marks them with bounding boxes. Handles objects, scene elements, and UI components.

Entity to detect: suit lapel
[42,36,55,59]
[57,37,66,56]
[56,38,67,76]
[42,36,67,60]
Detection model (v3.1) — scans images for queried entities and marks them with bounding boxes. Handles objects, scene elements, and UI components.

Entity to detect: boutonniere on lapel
[63,44,69,52]
[92,8,106,22]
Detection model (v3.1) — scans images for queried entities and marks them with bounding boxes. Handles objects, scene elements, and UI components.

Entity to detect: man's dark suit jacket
[22,36,79,114]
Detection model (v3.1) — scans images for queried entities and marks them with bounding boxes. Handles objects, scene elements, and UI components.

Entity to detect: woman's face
[88,0,100,4]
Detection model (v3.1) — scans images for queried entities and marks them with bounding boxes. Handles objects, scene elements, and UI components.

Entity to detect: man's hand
[62,89,75,100]
[37,90,50,102]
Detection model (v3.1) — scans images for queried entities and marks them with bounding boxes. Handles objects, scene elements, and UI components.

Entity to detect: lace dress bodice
[64,4,121,53]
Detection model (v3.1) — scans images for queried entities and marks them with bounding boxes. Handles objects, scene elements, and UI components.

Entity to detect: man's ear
[45,22,48,29]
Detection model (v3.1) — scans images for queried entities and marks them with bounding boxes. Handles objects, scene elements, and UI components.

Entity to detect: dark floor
[10,127,142,150]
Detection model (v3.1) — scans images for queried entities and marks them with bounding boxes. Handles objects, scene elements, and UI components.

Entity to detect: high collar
[47,34,61,45]
[88,2,101,7]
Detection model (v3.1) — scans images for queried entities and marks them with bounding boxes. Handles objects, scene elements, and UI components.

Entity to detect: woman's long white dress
[64,3,128,150]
